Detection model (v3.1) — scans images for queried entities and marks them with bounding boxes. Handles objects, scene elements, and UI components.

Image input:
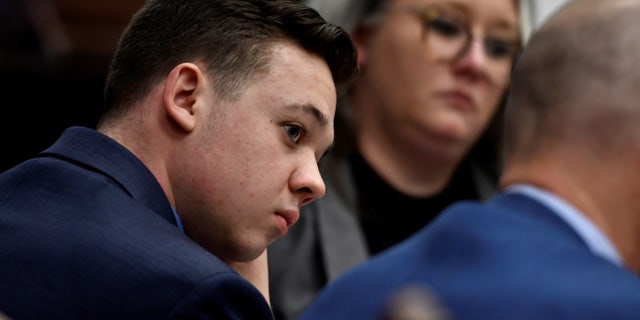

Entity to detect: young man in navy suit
[0,0,358,318]
[300,0,640,319]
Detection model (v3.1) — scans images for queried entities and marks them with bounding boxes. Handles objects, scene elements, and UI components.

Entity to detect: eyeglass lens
[418,6,518,64]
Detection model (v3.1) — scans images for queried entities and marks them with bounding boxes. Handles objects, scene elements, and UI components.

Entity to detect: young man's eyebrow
[285,103,334,160]
[286,103,329,127]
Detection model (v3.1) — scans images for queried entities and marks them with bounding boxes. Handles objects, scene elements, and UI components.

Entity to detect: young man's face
[178,42,336,262]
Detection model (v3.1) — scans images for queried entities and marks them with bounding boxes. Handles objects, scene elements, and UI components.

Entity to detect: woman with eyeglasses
[268,0,521,319]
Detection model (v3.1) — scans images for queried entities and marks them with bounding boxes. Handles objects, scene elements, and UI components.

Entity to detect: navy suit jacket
[301,192,640,320]
[0,127,273,319]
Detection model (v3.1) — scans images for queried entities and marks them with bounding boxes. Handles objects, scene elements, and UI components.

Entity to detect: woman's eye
[484,38,517,59]
[428,17,464,38]
[283,124,305,144]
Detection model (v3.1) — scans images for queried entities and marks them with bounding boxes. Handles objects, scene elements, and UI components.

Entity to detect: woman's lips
[441,90,475,111]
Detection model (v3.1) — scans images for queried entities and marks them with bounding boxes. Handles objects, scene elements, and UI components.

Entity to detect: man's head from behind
[501,0,640,272]
[504,0,640,163]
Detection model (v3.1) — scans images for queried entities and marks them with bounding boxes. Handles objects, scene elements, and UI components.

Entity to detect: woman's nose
[452,37,489,80]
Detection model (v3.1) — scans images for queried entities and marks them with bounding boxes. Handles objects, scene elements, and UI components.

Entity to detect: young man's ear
[162,63,205,132]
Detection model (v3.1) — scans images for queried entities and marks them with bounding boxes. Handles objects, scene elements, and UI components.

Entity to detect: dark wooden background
[1,0,144,172]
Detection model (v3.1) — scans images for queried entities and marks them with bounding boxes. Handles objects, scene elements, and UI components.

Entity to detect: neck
[98,116,176,208]
[349,91,474,197]
[356,127,466,197]
[501,153,640,274]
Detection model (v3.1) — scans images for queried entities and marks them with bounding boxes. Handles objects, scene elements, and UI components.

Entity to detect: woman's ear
[353,23,373,69]
[162,63,205,132]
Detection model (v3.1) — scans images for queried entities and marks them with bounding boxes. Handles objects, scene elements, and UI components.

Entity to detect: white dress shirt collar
[505,183,622,267]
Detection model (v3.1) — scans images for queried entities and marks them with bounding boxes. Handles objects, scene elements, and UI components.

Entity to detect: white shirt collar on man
[505,183,622,267]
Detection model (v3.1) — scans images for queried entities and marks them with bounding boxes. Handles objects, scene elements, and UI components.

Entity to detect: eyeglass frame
[368,4,522,66]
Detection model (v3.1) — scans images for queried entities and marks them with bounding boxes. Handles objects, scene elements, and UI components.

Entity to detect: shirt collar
[171,207,185,234]
[505,183,622,266]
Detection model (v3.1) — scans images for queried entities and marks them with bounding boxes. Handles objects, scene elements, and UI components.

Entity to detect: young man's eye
[283,124,305,144]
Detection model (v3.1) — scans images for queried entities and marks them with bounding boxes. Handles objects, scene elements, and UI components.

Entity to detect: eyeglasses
[390,4,521,68]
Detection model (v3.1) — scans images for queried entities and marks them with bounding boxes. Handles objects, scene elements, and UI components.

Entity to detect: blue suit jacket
[301,192,640,320]
[0,127,273,319]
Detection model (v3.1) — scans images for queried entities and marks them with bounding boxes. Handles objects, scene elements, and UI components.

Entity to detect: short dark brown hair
[103,0,359,118]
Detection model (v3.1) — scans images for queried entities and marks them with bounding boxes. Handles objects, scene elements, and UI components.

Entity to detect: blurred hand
[382,285,450,320]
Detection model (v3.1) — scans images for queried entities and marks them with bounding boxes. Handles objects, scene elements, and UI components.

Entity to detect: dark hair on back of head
[102,0,359,119]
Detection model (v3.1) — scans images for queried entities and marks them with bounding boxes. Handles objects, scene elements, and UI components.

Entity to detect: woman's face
[354,0,520,161]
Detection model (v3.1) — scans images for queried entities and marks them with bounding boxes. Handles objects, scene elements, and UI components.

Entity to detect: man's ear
[162,63,205,132]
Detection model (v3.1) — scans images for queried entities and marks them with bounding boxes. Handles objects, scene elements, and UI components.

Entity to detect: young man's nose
[290,160,326,207]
